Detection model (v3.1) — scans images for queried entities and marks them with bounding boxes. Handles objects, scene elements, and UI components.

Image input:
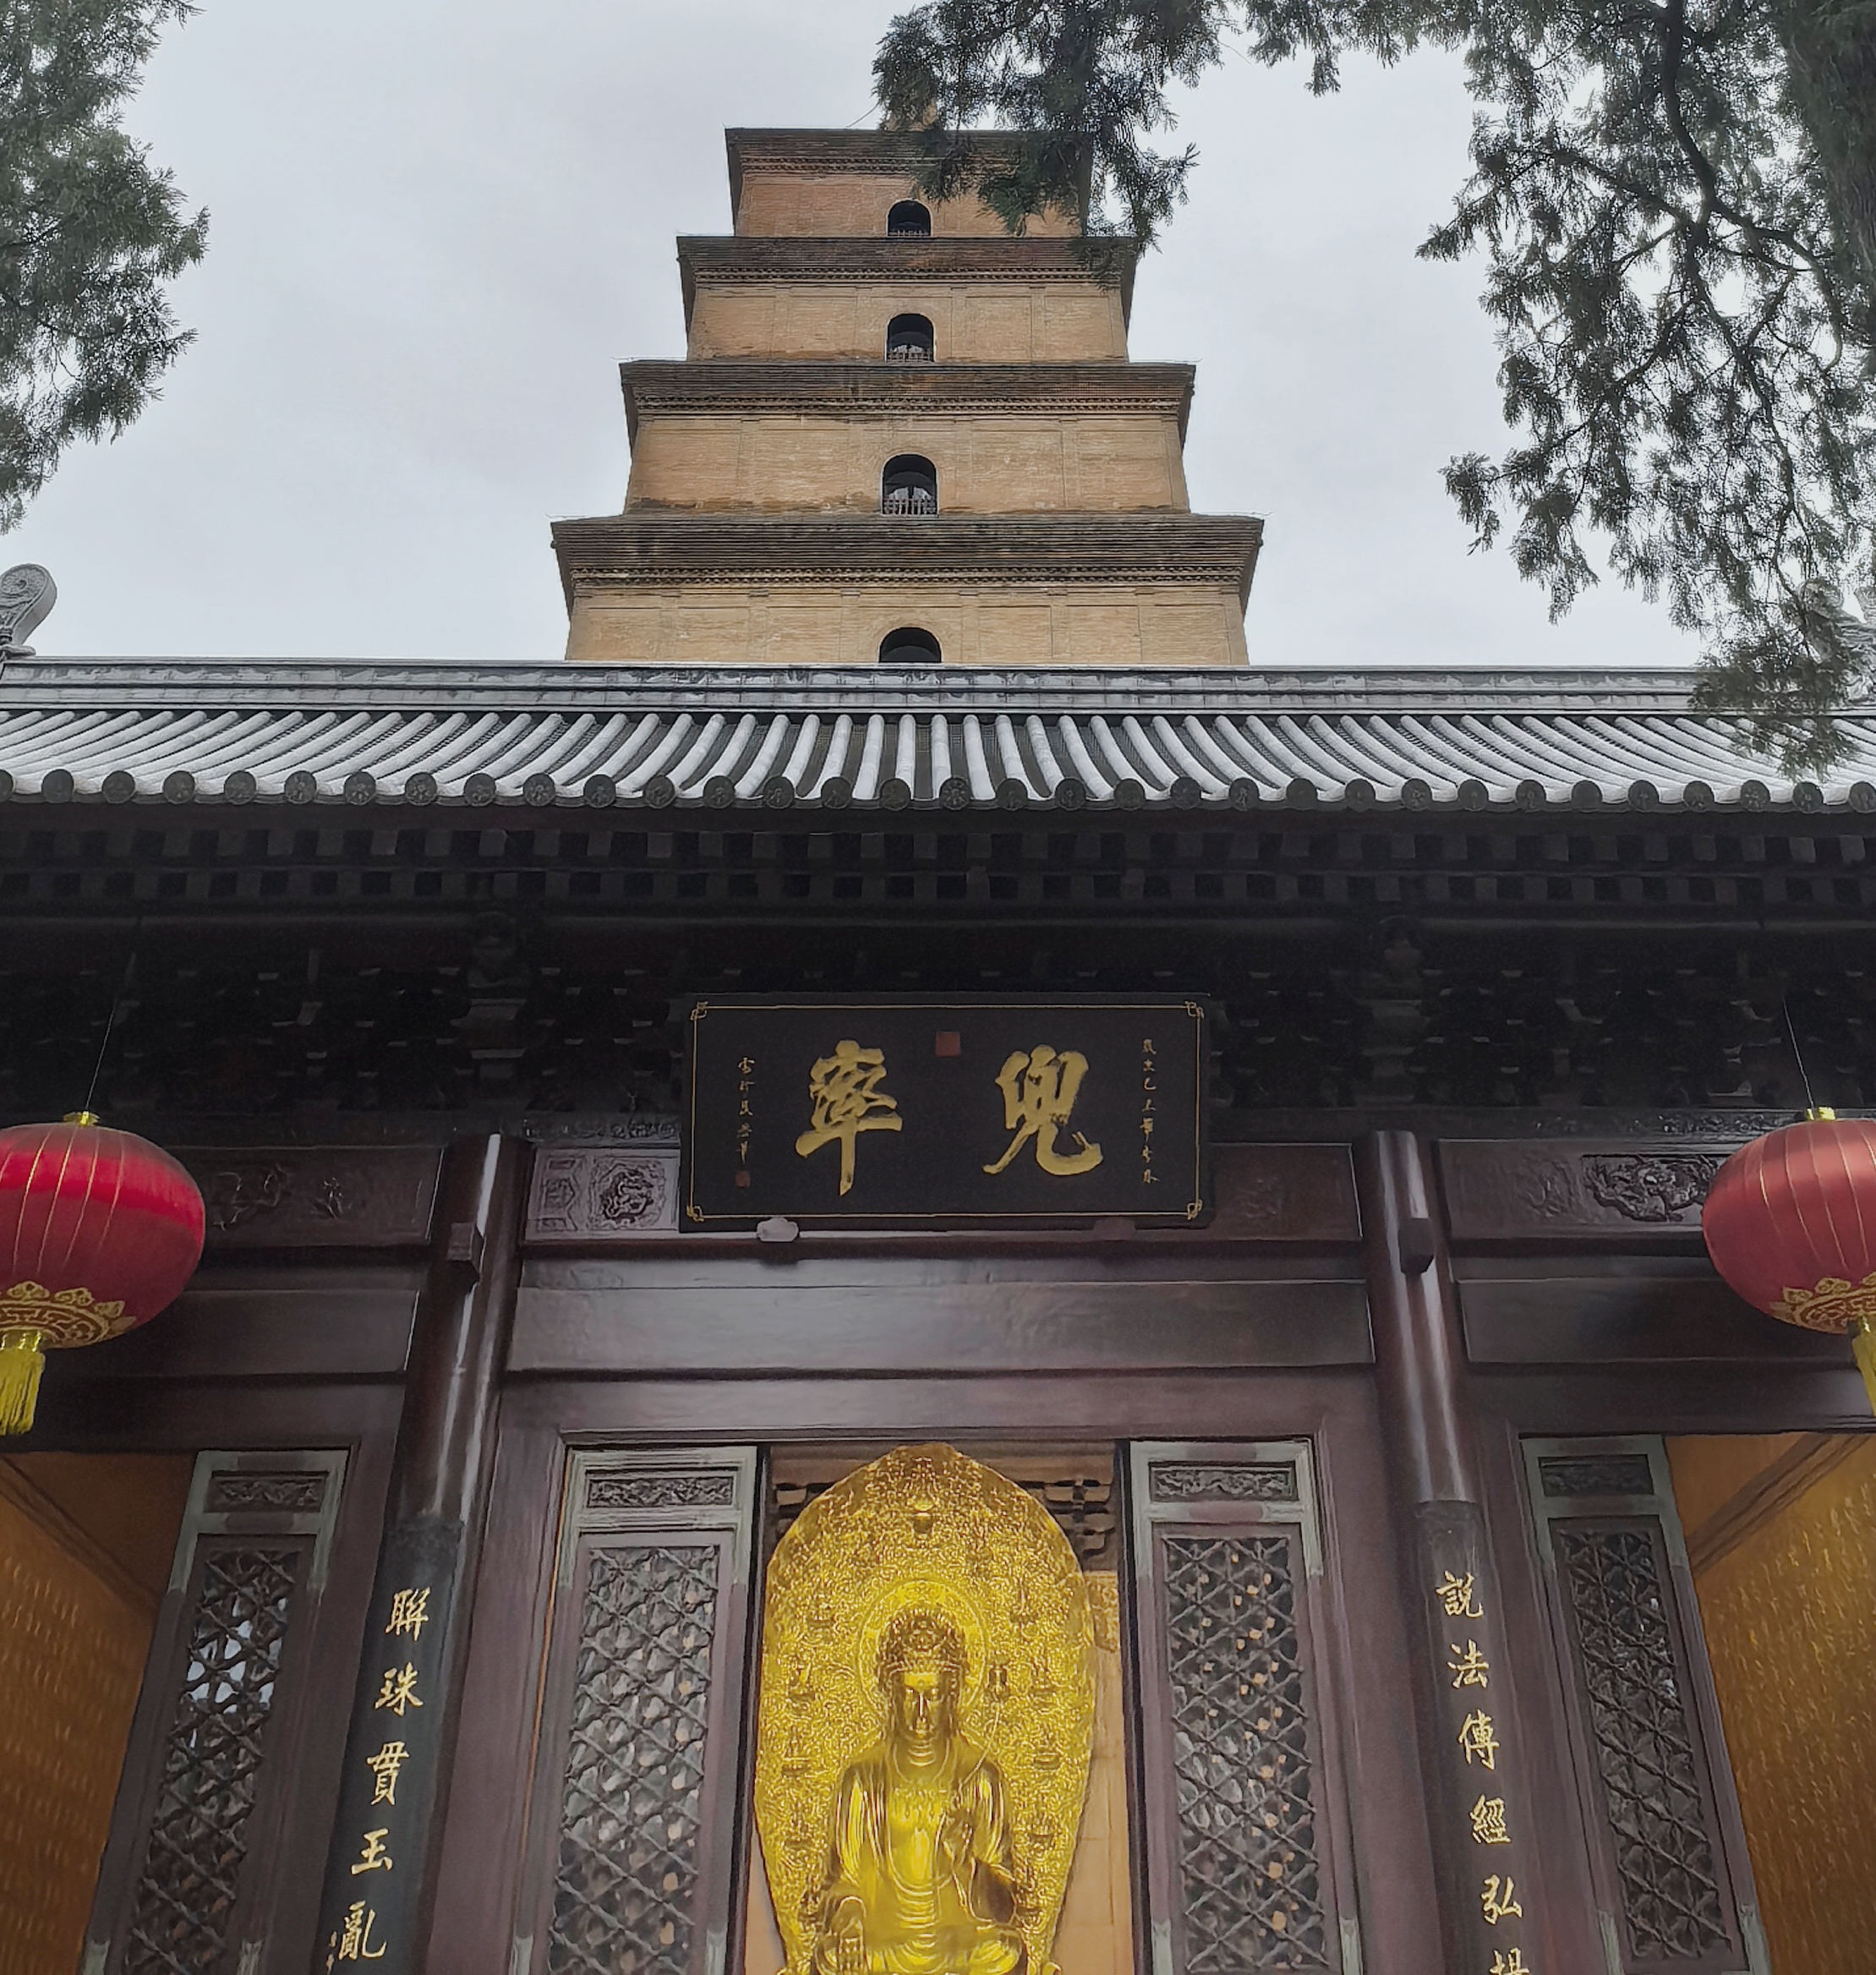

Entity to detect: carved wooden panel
[1440,1141,1738,1242]
[517,1450,758,1975]
[1129,1443,1358,1974]
[1147,1461,1299,1503]
[1523,1439,1767,1974]
[585,1468,736,1512]
[176,1146,442,1248]
[85,1451,347,1975]
[526,1149,682,1241]
[1205,1146,1360,1243]
[1535,1453,1656,1499]
[202,1470,330,1516]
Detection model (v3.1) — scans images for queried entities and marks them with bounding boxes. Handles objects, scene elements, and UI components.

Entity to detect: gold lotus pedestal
[754,1445,1097,1975]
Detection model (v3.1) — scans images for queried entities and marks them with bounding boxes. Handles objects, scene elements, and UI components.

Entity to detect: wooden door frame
[435,1368,1440,1975]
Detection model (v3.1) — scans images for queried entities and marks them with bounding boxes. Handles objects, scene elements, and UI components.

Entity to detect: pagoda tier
[551,514,1261,668]
[722,128,1087,238]
[619,362,1197,517]
[679,237,1136,363]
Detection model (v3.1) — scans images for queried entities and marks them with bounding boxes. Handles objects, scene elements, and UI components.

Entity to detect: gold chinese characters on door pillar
[754,1445,1096,1975]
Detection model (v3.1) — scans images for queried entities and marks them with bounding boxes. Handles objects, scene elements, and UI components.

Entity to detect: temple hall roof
[0,660,1865,817]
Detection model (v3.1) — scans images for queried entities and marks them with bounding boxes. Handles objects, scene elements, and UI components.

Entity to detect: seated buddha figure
[807,1609,1027,1975]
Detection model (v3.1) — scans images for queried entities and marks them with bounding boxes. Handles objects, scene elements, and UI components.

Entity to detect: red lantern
[0,1113,205,1434]
[1702,1109,1876,1409]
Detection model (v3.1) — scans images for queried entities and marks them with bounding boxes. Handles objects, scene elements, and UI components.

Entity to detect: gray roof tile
[0,659,1867,814]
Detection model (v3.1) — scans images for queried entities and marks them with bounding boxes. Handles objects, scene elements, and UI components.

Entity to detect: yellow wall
[626,414,1189,515]
[1665,1434,1806,1533]
[0,1454,192,1975]
[689,284,1129,364]
[1671,1434,1876,1975]
[1053,1574,1134,1975]
[566,583,1247,669]
[736,171,1078,241]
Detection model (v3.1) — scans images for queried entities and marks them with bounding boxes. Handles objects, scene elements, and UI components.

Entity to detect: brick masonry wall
[688,283,1129,363]
[564,582,1244,666]
[625,413,1189,514]
[734,170,1080,241]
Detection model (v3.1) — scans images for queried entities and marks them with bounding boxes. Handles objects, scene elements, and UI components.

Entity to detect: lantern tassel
[0,1329,44,1435]
[1853,1318,1876,1420]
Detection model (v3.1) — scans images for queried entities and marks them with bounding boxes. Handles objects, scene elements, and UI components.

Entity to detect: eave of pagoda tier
[551,514,1261,667]
[620,364,1195,436]
[620,363,1197,517]
[679,238,1138,363]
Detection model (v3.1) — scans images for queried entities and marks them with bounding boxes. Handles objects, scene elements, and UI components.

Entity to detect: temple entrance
[0,1452,193,1975]
[501,1431,1377,1975]
[1667,1433,1876,1973]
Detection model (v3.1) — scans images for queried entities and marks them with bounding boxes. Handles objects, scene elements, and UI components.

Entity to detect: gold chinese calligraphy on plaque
[684,1000,1206,1225]
[754,1445,1096,1975]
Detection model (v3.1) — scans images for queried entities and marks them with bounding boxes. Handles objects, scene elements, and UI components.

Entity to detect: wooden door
[1128,1442,1363,1975]
[511,1447,763,1975]
[84,1450,351,1975]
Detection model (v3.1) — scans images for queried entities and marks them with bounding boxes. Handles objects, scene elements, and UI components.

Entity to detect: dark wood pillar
[1359,1130,1547,1975]
[309,1133,528,1973]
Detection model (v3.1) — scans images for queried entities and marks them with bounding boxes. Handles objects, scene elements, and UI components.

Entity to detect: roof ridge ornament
[0,565,55,657]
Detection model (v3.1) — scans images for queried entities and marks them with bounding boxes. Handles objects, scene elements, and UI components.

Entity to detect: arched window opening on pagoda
[879,627,943,667]
[887,200,932,237]
[882,456,938,516]
[886,315,935,363]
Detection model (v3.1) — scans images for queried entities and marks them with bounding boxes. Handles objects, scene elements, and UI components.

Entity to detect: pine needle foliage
[876,0,1876,773]
[0,0,205,532]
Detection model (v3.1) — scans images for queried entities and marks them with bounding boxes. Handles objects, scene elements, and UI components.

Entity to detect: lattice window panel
[522,1450,758,1975]
[1131,1442,1353,1975]
[121,1544,302,1975]
[547,1543,722,1975]
[1554,1526,1730,1959]
[1524,1437,1764,1975]
[80,1450,345,1975]
[1162,1535,1327,1971]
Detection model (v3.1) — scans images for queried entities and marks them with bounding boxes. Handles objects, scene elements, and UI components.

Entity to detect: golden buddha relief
[754,1445,1096,1975]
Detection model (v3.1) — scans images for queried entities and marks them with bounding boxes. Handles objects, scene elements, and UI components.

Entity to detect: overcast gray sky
[10,0,1698,670]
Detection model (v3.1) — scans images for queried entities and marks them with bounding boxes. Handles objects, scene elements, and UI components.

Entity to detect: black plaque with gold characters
[683,998,1208,1226]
